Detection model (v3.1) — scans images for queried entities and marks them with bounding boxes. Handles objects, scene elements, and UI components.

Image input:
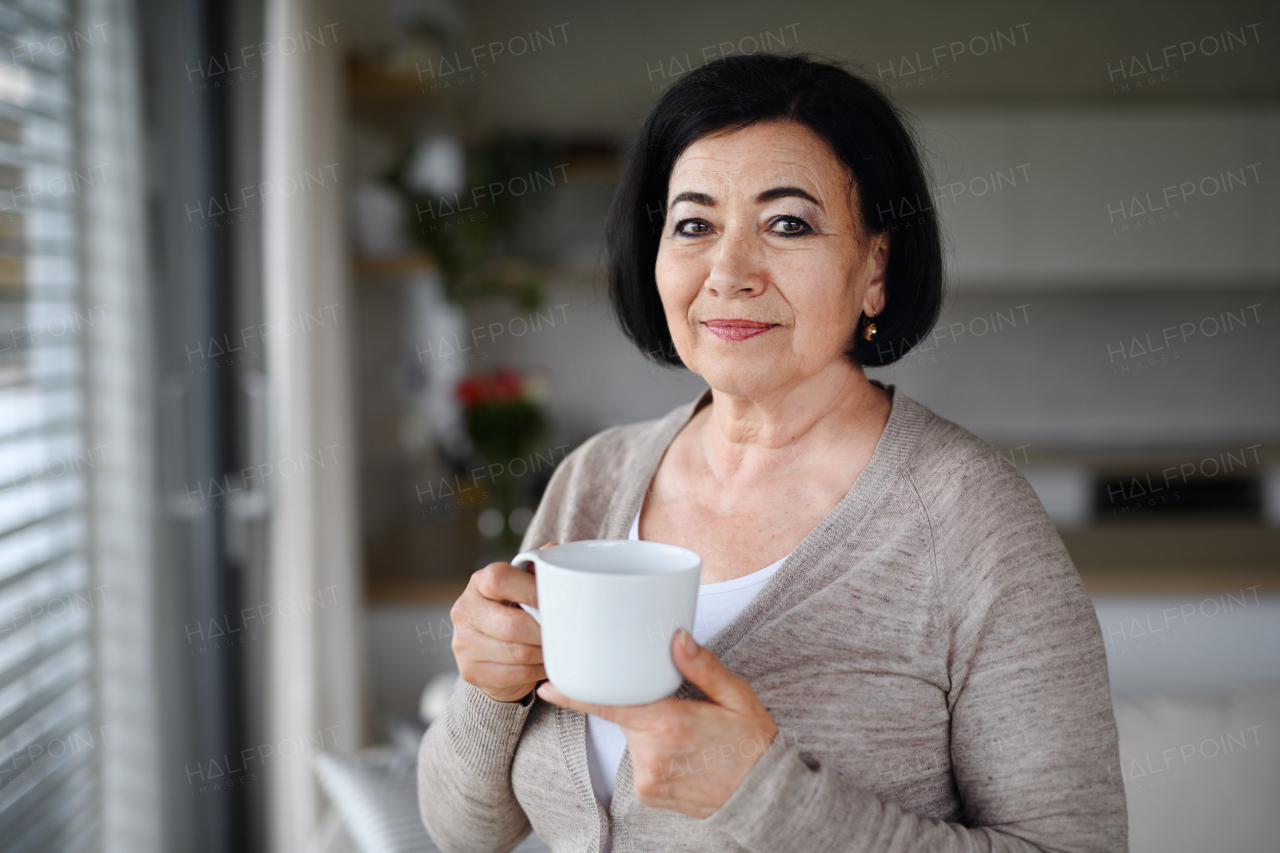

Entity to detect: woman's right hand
[450,550,550,703]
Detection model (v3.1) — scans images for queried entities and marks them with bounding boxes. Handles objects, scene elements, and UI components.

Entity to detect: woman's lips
[702,319,776,341]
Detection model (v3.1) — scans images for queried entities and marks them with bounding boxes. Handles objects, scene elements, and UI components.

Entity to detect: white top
[584,506,788,840]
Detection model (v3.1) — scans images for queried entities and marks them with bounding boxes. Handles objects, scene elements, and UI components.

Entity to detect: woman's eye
[676,219,711,236]
[771,216,811,236]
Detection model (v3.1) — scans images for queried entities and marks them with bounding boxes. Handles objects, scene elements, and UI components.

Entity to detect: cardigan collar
[602,381,927,666]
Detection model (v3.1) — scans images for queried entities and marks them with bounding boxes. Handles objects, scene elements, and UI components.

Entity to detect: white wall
[916,110,1280,288]
[866,291,1278,450]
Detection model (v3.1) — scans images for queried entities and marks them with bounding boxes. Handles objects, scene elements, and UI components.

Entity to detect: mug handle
[509,550,543,624]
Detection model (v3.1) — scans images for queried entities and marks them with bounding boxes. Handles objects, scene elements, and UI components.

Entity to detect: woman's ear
[863,233,889,317]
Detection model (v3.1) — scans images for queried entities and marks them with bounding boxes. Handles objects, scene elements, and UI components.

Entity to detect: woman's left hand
[536,629,779,818]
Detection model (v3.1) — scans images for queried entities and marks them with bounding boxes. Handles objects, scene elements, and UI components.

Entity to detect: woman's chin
[694,364,790,400]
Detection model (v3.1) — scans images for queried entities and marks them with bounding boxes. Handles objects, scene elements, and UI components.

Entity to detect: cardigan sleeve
[417,678,538,853]
[701,466,1128,852]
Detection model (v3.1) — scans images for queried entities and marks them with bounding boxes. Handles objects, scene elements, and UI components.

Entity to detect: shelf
[354,252,434,279]
[363,521,1280,605]
[1076,565,1280,595]
[346,55,473,137]
[364,513,487,605]
[367,578,467,606]
[1064,523,1280,594]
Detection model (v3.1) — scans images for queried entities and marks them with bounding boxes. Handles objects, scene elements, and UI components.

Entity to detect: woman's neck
[694,361,890,485]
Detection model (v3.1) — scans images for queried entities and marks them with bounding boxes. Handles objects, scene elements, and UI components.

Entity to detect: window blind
[0,0,99,850]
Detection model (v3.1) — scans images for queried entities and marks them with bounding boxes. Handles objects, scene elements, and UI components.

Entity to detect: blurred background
[0,0,1276,851]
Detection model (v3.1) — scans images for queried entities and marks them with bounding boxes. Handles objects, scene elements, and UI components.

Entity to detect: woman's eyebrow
[670,191,715,207]
[669,187,822,208]
[756,186,821,207]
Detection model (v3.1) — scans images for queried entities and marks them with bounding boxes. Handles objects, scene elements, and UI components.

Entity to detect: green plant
[385,137,553,310]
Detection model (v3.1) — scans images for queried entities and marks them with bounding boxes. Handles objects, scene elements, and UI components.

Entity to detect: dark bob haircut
[605,53,943,368]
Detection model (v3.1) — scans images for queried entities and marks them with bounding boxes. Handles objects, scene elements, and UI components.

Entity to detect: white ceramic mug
[511,540,702,706]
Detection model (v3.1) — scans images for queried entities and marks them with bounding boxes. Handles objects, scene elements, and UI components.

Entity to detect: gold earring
[863,319,878,341]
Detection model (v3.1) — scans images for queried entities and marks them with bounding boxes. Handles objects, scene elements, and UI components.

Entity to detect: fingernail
[536,682,552,700]
[680,630,699,656]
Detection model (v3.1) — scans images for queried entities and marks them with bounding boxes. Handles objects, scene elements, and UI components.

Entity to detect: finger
[467,601,542,647]
[539,541,560,549]
[462,660,545,687]
[535,682,623,720]
[535,682,679,727]
[670,630,757,712]
[472,561,538,609]
[459,624,544,667]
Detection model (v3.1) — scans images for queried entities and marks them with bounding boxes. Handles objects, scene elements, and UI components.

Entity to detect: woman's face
[655,120,887,398]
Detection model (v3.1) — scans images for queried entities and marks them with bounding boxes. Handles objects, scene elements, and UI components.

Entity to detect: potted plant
[455,367,547,549]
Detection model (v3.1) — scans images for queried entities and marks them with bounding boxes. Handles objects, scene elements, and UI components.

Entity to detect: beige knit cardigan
[418,388,1128,852]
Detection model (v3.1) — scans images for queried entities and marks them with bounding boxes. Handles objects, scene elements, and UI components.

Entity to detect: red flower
[456,368,525,409]
[455,376,485,408]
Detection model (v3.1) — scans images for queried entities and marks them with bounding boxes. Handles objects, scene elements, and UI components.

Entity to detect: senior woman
[419,54,1126,853]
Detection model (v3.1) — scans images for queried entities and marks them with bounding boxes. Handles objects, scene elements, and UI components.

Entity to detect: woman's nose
[704,227,764,297]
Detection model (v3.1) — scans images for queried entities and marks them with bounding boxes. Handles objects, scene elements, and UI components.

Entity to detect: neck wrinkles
[698,362,883,481]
